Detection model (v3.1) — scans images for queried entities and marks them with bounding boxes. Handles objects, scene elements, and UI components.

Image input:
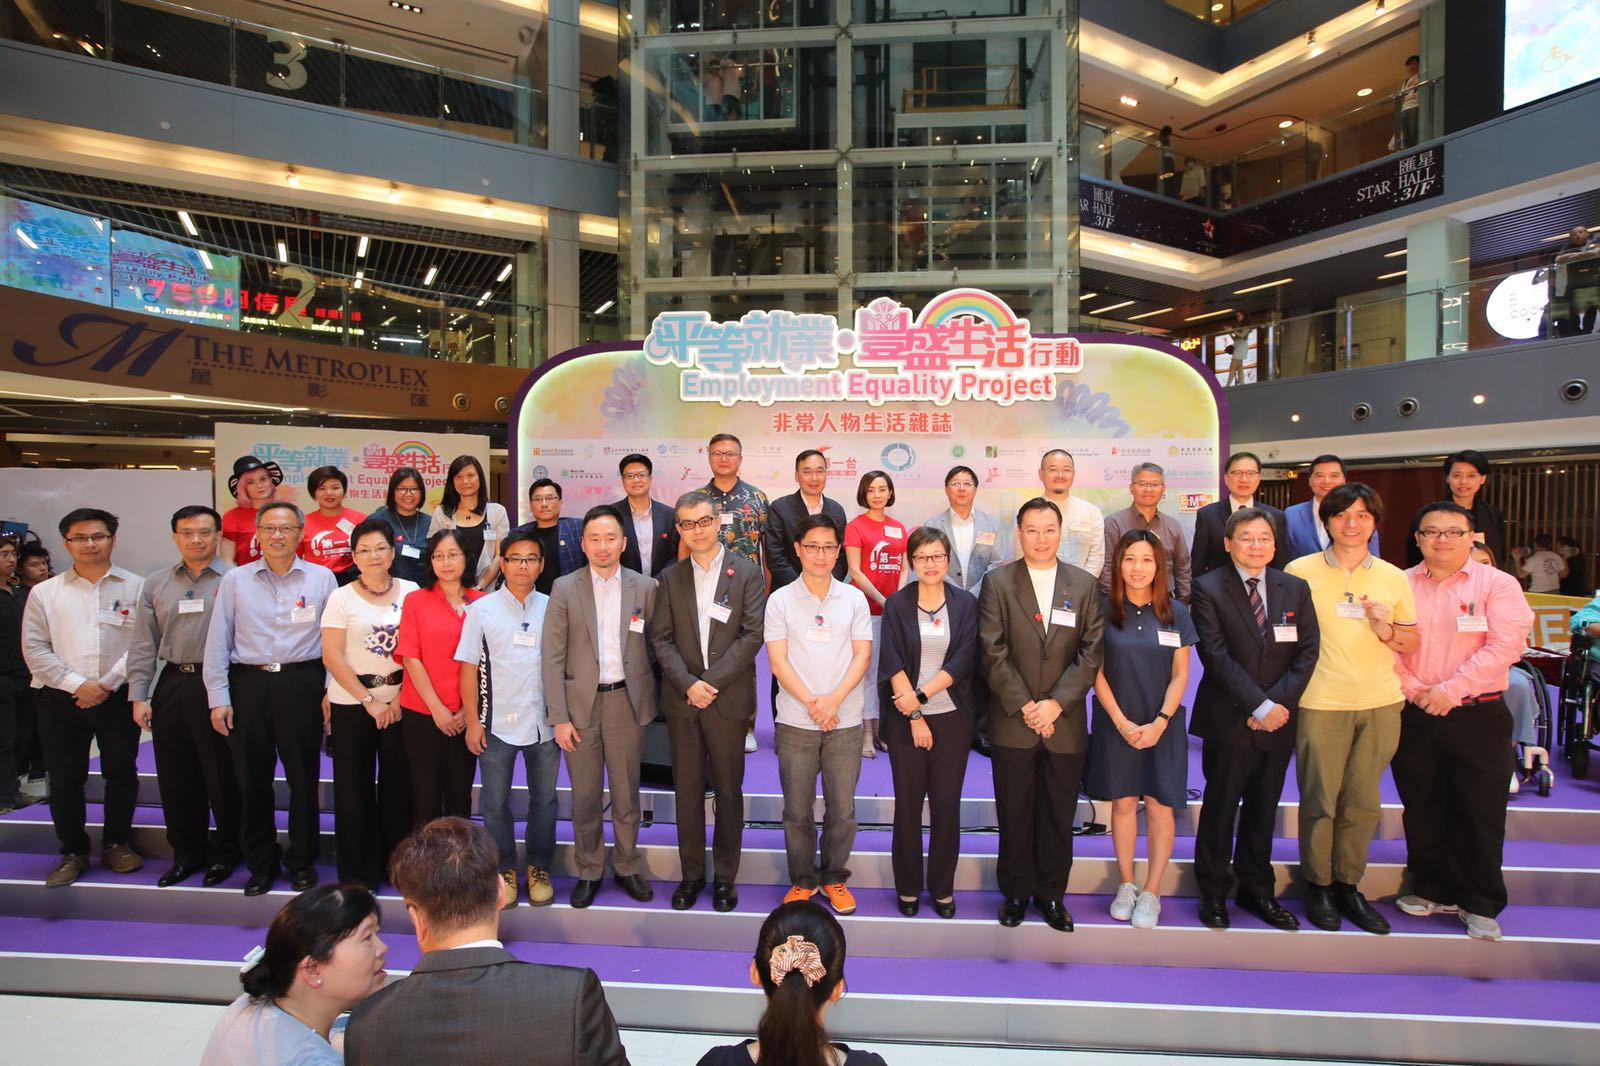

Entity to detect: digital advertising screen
[1504,0,1600,110]
[111,229,241,329]
[1,195,110,304]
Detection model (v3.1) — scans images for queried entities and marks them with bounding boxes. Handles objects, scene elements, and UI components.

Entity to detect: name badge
[919,619,943,638]
[1457,614,1489,633]
[177,598,205,615]
[708,603,732,624]
[806,623,832,643]
[1050,608,1077,628]
[1335,601,1366,620]
[401,545,421,559]
[629,614,646,634]
[483,528,498,540]
[976,531,997,546]
[1273,624,1298,642]
[1157,629,1181,648]
[885,526,903,540]
[514,631,538,648]
[720,513,734,526]
[98,609,129,626]
[290,605,317,624]
[336,517,355,535]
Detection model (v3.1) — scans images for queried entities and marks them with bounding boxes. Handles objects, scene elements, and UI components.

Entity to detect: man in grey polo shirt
[764,513,872,916]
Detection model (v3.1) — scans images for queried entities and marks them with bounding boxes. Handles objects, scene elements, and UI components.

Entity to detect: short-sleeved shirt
[1095,599,1198,723]
[200,993,341,1066]
[320,580,416,705]
[764,577,873,730]
[299,508,366,573]
[1523,550,1565,593]
[454,585,550,746]
[704,478,769,566]
[1285,549,1416,710]
[844,514,907,617]
[395,584,484,714]
[221,506,261,565]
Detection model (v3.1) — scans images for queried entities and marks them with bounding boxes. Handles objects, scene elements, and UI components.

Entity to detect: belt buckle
[178,664,196,674]
[265,663,282,673]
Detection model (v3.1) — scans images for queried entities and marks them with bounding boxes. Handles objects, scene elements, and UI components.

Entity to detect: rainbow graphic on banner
[918,288,1027,331]
[392,441,439,460]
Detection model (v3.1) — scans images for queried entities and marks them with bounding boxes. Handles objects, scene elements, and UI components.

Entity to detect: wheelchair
[1556,631,1600,781]
[1508,657,1556,796]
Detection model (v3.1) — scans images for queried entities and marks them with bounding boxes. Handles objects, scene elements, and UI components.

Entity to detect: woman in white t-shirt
[321,519,417,890]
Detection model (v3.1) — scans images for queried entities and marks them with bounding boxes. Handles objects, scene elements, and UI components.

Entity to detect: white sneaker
[19,777,46,800]
[1130,891,1161,929]
[1395,894,1458,917]
[1508,771,1520,795]
[1460,910,1503,941]
[743,731,757,754]
[1109,881,1139,922]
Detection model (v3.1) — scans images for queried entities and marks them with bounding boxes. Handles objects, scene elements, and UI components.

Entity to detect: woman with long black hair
[428,455,508,591]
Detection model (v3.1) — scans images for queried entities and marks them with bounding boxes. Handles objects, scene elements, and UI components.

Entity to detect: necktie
[1246,577,1268,641]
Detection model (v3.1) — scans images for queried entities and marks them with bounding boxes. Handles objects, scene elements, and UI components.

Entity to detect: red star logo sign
[1201,219,1216,240]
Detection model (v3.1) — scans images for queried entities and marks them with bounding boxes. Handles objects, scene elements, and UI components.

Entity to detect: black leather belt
[595,680,627,693]
[234,660,322,673]
[1458,691,1504,705]
[357,670,403,688]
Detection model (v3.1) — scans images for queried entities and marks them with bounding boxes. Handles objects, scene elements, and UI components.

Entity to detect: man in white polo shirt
[765,513,872,916]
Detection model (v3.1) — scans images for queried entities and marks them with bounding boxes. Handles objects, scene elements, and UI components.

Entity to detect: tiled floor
[0,993,1393,1065]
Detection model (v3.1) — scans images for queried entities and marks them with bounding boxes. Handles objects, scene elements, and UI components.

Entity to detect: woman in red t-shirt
[395,529,484,824]
[844,469,907,758]
[219,455,283,566]
[299,465,367,584]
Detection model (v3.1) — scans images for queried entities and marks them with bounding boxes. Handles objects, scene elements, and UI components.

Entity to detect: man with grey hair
[1100,462,1192,602]
[204,500,337,896]
[650,490,766,911]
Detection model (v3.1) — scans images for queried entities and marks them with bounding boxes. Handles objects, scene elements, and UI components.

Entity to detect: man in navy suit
[609,453,680,578]
[1190,507,1320,931]
[1284,455,1378,561]
[1192,451,1289,577]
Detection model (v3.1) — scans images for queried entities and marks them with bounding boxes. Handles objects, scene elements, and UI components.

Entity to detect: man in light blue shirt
[459,530,556,908]
[204,501,337,897]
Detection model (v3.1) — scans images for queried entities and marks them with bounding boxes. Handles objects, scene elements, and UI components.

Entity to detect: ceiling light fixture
[496,262,514,282]
[1119,95,1138,108]
[481,198,494,218]
[1127,307,1173,321]
[1089,300,1135,315]
[386,183,400,203]
[1356,87,1373,97]
[353,270,364,290]
[1472,394,1486,405]
[1306,31,1322,58]
[1291,413,1301,422]
[1233,277,1293,294]
[388,1,424,12]
[13,227,38,251]
[1278,119,1294,129]
[423,265,438,286]
[1378,269,1407,280]
[284,166,299,187]
[1078,292,1098,301]
[1184,307,1235,322]
[177,210,199,236]
[197,249,213,270]
[1375,0,1387,13]
[276,239,289,264]
[356,235,369,258]
[593,299,616,315]
[1383,248,1407,258]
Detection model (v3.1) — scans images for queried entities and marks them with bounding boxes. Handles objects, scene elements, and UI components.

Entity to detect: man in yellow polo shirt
[1285,483,1417,934]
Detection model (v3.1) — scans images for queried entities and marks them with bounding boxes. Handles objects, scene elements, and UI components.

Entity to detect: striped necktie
[1246,576,1268,641]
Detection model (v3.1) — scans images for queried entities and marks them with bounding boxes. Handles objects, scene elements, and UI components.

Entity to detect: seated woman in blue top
[1085,529,1196,932]
[877,526,978,919]
[696,899,888,1066]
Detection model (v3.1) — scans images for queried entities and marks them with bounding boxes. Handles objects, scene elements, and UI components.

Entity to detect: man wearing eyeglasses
[204,501,337,896]
[1100,462,1192,602]
[1391,502,1531,942]
[651,491,766,911]
[513,478,586,596]
[610,453,679,579]
[20,509,145,887]
[1191,451,1289,578]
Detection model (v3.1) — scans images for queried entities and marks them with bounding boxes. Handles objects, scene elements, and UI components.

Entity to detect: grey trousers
[563,688,646,879]
[775,722,863,889]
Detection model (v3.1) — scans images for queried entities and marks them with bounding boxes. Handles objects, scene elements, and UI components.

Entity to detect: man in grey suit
[345,817,629,1066]
[651,491,766,912]
[543,506,658,908]
[978,497,1104,933]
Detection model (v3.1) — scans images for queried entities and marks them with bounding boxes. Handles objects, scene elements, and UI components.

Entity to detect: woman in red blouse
[299,465,367,585]
[395,529,484,824]
[844,469,907,758]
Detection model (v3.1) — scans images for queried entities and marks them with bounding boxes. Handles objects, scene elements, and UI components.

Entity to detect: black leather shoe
[897,896,920,917]
[1036,897,1074,932]
[202,863,237,888]
[289,867,318,892]
[1304,883,1341,931]
[1198,895,1230,929]
[1237,892,1300,931]
[614,873,654,902]
[998,897,1027,927]
[711,881,738,912]
[972,733,992,758]
[157,862,203,888]
[1334,883,1390,935]
[570,878,601,908]
[243,869,277,897]
[933,897,957,920]
[671,878,705,910]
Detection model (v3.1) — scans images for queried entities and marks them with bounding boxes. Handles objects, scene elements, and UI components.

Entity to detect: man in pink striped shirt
[1392,501,1533,941]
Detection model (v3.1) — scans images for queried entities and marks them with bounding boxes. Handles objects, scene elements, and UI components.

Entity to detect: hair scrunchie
[768,935,827,987]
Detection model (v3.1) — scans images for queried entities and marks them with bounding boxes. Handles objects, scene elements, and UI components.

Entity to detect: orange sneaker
[783,885,816,905]
[819,882,856,915]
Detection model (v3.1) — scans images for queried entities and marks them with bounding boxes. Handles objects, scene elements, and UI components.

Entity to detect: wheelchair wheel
[1535,768,1553,797]
[1572,744,1592,781]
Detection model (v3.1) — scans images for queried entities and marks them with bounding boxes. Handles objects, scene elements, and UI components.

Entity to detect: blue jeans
[478,733,559,872]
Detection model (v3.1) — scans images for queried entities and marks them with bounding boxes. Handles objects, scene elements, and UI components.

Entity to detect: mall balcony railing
[900,64,1022,113]
[0,0,548,149]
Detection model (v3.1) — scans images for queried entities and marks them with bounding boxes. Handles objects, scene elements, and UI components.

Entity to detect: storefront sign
[1079,180,1225,257]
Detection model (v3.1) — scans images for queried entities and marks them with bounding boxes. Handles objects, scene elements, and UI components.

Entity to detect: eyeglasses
[432,551,466,562]
[174,529,215,540]
[676,515,719,531]
[946,480,976,489]
[63,533,112,545]
[1131,481,1165,490]
[911,553,948,564]
[504,554,542,565]
[621,471,651,481]
[709,450,741,460]
[1418,528,1472,541]
[353,546,393,558]
[799,542,840,555]
[259,525,302,536]
[1231,537,1274,547]
[394,486,423,494]
[529,494,560,505]
[1226,469,1261,479]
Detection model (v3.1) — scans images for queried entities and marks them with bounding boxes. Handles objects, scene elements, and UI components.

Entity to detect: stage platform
[1,658,1597,1063]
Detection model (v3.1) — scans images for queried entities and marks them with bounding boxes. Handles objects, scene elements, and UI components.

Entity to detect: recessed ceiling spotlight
[1278,119,1294,129]
[1291,413,1301,422]
[1356,87,1373,97]
[386,183,400,203]
[284,166,299,187]
[388,2,424,12]
[1119,95,1138,108]
[481,198,494,218]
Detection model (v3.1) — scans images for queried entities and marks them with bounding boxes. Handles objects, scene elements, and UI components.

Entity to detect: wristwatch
[1155,708,1173,721]
[360,694,375,705]
[909,710,924,721]
[915,687,929,705]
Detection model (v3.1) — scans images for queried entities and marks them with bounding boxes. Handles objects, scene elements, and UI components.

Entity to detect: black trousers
[885,711,973,899]
[401,710,476,825]
[151,669,241,868]
[38,686,139,856]
[1194,738,1293,899]
[665,708,747,883]
[990,743,1085,902]
[0,676,17,801]
[329,702,412,889]
[1391,699,1512,917]
[228,664,324,875]
[14,683,44,779]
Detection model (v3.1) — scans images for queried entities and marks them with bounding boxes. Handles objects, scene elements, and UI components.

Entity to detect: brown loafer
[45,854,89,888]
[101,844,144,874]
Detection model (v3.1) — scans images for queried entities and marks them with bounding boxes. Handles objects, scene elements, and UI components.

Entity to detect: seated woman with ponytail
[201,884,388,1064]
[697,899,888,1066]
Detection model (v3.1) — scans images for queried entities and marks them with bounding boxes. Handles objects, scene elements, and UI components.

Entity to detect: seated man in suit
[543,507,658,908]
[978,497,1103,932]
[1189,507,1320,930]
[610,453,680,579]
[1284,455,1378,561]
[650,491,766,912]
[513,478,586,596]
[1191,451,1289,578]
[344,817,629,1066]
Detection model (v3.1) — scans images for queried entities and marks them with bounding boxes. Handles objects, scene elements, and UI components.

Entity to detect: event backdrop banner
[509,289,1224,537]
[213,422,491,515]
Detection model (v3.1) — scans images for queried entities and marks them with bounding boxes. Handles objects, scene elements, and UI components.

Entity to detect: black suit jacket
[344,946,630,1066]
[1191,500,1289,578]
[876,580,979,742]
[765,491,849,588]
[649,551,767,724]
[610,498,680,578]
[1188,566,1320,752]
